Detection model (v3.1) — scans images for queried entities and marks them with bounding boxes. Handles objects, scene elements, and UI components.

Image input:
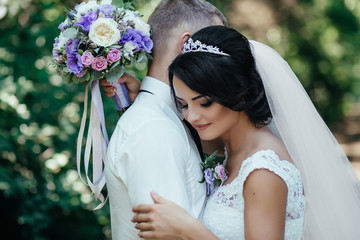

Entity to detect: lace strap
[238,150,294,192]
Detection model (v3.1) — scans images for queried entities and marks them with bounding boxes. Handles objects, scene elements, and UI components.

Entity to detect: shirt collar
[140,76,183,119]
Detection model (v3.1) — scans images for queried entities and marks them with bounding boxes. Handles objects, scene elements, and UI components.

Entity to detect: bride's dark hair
[169,25,272,127]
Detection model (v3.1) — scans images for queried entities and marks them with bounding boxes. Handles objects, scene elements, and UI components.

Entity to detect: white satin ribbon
[77,81,109,210]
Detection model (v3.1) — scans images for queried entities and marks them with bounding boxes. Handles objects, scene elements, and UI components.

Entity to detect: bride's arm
[243,169,287,240]
[132,192,219,240]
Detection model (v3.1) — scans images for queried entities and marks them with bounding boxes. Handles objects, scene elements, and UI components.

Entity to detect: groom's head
[148,0,227,59]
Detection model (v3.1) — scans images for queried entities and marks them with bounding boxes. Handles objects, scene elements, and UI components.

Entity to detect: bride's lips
[193,123,211,131]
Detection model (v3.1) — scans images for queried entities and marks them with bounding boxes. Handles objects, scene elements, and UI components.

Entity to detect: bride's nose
[186,108,201,123]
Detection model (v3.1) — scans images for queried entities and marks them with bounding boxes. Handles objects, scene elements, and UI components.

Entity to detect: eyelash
[178,99,214,109]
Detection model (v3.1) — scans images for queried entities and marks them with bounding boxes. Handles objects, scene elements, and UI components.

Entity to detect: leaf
[93,70,103,81]
[136,53,147,63]
[109,60,121,71]
[63,28,78,40]
[105,65,124,82]
[214,179,222,186]
[146,53,154,61]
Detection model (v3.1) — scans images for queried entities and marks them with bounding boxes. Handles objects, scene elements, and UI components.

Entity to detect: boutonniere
[199,151,228,196]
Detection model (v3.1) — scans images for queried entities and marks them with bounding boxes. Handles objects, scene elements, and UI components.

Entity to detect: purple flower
[215,165,226,179]
[81,51,95,66]
[66,52,84,74]
[119,29,153,53]
[107,48,121,63]
[91,56,108,71]
[204,168,215,184]
[65,38,80,54]
[98,4,115,16]
[74,11,98,32]
[58,20,71,32]
[76,69,87,78]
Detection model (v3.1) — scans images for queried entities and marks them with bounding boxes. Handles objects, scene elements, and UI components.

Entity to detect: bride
[132,25,360,239]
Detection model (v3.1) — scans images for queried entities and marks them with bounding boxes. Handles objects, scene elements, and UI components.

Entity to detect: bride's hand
[99,73,141,102]
[132,192,195,239]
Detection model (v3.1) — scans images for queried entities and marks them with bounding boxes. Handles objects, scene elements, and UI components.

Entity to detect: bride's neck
[221,113,263,160]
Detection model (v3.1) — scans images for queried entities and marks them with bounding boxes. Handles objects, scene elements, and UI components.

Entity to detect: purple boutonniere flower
[199,151,228,196]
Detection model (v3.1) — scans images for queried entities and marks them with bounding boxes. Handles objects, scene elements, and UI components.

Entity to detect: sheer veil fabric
[250,40,360,239]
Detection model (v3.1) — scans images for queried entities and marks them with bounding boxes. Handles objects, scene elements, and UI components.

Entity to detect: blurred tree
[224,0,360,126]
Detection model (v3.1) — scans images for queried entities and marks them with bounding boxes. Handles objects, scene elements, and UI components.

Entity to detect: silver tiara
[182,37,230,56]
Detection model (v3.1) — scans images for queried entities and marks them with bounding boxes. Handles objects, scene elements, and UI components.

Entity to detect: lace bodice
[202,150,305,240]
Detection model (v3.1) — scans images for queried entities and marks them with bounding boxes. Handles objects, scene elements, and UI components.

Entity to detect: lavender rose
[107,48,121,63]
[66,53,84,74]
[119,28,153,53]
[215,165,226,179]
[74,10,98,32]
[204,168,215,184]
[91,56,108,71]
[81,51,95,66]
[65,38,80,54]
[98,4,115,16]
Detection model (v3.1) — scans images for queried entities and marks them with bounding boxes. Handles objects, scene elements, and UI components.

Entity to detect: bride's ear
[177,32,191,54]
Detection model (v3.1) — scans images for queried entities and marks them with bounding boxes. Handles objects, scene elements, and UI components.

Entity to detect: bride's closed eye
[200,99,214,107]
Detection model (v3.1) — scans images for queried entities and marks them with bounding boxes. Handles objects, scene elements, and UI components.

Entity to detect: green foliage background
[0,0,359,239]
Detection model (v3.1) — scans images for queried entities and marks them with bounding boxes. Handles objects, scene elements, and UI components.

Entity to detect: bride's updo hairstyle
[169,25,272,127]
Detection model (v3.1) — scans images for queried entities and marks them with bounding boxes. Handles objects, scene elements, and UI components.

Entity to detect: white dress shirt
[105,76,206,240]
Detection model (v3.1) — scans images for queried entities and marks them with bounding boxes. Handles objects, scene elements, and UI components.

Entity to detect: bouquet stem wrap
[77,81,109,210]
[111,81,131,112]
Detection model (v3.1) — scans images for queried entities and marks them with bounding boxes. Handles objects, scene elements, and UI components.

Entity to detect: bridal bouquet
[52,0,153,110]
[200,151,228,196]
[52,0,153,209]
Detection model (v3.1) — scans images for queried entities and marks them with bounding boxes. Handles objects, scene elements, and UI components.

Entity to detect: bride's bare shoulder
[256,128,294,164]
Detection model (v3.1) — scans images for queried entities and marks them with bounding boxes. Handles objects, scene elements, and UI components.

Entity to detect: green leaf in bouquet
[64,74,73,83]
[106,64,124,83]
[146,53,154,61]
[136,53,148,63]
[73,76,79,84]
[109,60,121,71]
[79,71,90,83]
[93,70,103,81]
[123,1,135,10]
[94,48,101,54]
[110,45,122,49]
[214,179,222,186]
[199,177,205,184]
[63,28,78,40]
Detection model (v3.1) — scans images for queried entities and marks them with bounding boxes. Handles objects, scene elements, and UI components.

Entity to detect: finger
[138,231,156,239]
[150,191,167,204]
[133,204,154,213]
[99,78,111,86]
[132,213,152,223]
[104,91,115,98]
[135,222,153,231]
[102,86,116,93]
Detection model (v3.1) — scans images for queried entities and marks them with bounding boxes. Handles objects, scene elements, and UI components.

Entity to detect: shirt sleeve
[110,118,192,213]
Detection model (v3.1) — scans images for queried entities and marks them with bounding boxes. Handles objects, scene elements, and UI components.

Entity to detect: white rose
[77,0,98,15]
[122,10,150,36]
[133,17,151,36]
[123,42,136,58]
[101,0,112,5]
[89,18,120,47]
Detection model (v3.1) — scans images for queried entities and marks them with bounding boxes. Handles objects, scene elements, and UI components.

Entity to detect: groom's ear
[177,32,191,54]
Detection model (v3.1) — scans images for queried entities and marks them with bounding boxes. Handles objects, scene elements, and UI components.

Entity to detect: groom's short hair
[148,0,227,57]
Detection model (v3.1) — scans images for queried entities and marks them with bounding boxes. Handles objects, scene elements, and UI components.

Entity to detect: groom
[104,1,227,239]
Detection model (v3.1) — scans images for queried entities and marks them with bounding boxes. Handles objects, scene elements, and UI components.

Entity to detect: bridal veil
[250,40,360,239]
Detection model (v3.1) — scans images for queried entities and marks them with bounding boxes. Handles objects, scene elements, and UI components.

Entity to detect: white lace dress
[202,150,306,240]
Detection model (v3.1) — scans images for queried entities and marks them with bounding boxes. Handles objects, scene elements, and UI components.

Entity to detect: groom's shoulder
[116,98,181,133]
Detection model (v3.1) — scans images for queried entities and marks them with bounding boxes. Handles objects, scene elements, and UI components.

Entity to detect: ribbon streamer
[76,81,109,210]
